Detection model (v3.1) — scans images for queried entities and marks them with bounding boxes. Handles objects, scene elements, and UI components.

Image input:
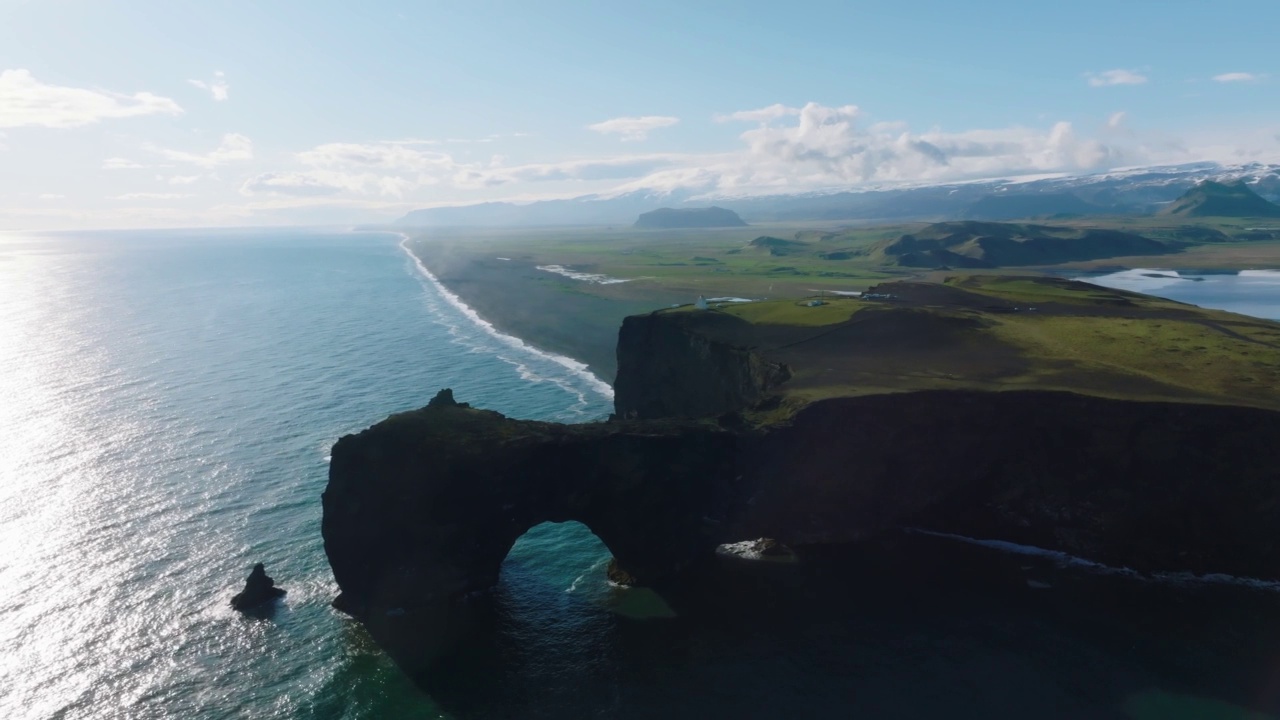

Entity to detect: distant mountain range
[395,162,1280,227]
[1159,180,1280,218]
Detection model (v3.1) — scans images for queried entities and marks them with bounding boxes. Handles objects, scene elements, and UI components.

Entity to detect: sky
[1,0,1277,230]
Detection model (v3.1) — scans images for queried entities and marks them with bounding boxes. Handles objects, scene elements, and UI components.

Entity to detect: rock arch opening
[500,520,612,596]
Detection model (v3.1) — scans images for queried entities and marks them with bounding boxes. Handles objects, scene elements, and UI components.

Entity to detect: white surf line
[908,528,1280,592]
[806,289,862,297]
[535,264,636,285]
[396,234,615,401]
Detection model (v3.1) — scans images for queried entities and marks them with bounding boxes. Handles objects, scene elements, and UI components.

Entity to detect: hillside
[745,235,808,256]
[1160,180,1280,218]
[647,275,1280,413]
[872,221,1168,268]
[961,192,1101,220]
[634,206,747,229]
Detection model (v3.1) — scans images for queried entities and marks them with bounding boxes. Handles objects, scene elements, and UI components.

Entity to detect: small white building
[695,295,709,310]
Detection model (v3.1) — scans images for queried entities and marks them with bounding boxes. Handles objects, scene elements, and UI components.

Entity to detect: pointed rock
[231,563,287,611]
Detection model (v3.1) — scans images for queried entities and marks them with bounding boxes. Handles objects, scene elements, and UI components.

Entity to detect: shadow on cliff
[394,527,1280,717]
[395,531,1280,720]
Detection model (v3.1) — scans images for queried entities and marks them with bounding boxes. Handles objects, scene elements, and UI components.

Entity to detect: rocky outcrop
[324,387,1280,670]
[323,391,740,669]
[613,311,790,419]
[876,221,1169,268]
[230,563,286,611]
[633,207,747,229]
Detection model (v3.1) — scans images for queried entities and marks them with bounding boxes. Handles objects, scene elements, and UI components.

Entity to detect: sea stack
[230,563,287,611]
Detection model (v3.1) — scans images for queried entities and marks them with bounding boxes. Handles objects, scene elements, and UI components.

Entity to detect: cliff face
[325,387,1280,671]
[728,392,1280,576]
[324,283,1280,673]
[323,390,743,670]
[613,311,790,419]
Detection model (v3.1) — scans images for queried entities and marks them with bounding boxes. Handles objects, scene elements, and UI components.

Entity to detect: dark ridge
[1160,180,1280,218]
[634,207,748,229]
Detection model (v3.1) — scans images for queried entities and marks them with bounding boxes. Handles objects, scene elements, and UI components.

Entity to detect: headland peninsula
[329,187,1280,677]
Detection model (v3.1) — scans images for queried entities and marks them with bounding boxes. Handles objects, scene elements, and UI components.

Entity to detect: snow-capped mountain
[394,162,1280,227]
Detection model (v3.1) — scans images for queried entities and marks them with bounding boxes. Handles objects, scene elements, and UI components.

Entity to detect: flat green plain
[404,215,1280,388]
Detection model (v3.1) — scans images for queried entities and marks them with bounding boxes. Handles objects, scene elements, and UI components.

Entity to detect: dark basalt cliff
[324,302,1280,670]
[613,311,791,419]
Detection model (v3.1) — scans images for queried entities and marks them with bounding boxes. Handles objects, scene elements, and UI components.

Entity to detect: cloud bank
[0,69,182,128]
[240,101,1176,209]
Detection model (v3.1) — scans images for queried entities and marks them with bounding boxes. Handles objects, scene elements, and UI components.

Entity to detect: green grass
[668,297,866,326]
[405,216,1280,306]
[988,313,1280,403]
[399,217,1280,403]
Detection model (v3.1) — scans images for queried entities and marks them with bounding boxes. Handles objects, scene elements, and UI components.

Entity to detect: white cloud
[587,115,679,141]
[103,157,145,169]
[713,103,803,123]
[153,133,253,167]
[604,102,1134,197]
[241,172,348,197]
[226,101,1280,220]
[298,142,453,172]
[188,71,230,101]
[1213,72,1263,83]
[0,69,183,128]
[37,193,64,200]
[240,169,412,198]
[111,192,194,200]
[450,154,682,189]
[167,174,201,185]
[1086,69,1148,87]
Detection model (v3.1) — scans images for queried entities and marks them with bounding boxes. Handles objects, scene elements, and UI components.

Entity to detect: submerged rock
[231,563,286,611]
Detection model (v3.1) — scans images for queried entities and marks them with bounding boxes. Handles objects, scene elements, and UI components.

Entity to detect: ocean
[3,232,1280,720]
[0,229,614,720]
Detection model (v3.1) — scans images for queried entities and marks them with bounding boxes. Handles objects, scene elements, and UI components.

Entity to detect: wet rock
[231,563,286,611]
[751,538,791,557]
[606,558,638,587]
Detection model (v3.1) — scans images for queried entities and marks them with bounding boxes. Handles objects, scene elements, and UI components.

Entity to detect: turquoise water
[0,229,614,719]
[5,232,1280,719]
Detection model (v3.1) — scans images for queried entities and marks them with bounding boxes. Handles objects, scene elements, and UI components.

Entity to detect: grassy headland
[660,275,1280,414]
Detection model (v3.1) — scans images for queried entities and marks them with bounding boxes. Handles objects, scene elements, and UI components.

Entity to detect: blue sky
[1,0,1277,229]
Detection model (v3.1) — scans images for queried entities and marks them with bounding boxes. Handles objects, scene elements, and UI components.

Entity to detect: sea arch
[321,390,742,669]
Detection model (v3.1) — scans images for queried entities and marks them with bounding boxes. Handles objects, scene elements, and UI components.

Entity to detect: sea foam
[397,235,615,401]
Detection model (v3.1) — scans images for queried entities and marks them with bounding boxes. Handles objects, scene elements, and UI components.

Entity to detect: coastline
[394,234,616,398]
[399,233,680,383]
